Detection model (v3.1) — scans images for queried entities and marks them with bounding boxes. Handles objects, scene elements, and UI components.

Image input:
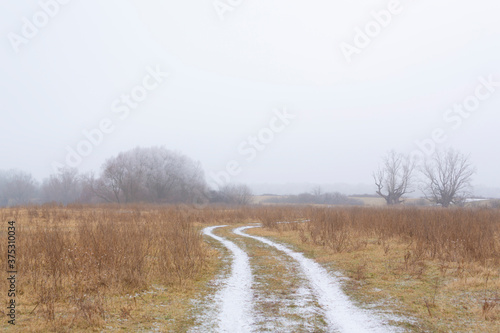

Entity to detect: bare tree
[374,151,415,205]
[311,186,323,203]
[41,167,82,204]
[84,171,119,203]
[0,170,38,206]
[421,149,475,207]
[219,184,253,205]
[94,146,206,204]
[142,147,206,203]
[0,171,9,206]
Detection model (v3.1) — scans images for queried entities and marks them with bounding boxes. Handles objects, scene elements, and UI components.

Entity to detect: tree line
[0,146,252,207]
[0,146,480,208]
[263,186,364,206]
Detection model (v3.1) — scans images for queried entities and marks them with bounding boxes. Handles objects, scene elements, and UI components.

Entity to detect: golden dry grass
[0,204,304,332]
[1,204,497,332]
[0,205,215,332]
[259,206,500,332]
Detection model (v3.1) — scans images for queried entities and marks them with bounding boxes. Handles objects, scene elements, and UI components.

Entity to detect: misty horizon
[2,1,499,199]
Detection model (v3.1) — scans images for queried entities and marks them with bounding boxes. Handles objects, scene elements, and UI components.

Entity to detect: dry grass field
[0,205,219,332]
[0,205,302,332]
[0,204,498,332]
[259,206,500,332]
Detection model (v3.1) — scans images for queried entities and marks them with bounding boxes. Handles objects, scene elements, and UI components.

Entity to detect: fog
[1,0,500,196]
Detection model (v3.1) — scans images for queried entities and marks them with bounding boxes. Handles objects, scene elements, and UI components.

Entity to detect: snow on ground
[234,226,396,333]
[249,245,327,332]
[201,226,255,333]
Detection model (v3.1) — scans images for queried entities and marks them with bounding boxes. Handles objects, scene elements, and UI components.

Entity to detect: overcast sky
[1,0,499,192]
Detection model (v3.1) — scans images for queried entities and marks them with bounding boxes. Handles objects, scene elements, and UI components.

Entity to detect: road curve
[202,226,255,333]
[234,225,394,333]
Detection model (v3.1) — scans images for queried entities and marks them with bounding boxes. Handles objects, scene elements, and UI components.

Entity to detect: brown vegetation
[1,204,498,331]
[0,205,211,331]
[291,207,499,264]
[0,204,304,331]
[262,206,500,331]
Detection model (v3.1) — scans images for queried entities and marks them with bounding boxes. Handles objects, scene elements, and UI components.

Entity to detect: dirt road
[193,224,401,333]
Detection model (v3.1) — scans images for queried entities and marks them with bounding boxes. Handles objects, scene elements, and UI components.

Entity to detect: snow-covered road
[202,226,255,332]
[199,225,397,333]
[235,226,394,333]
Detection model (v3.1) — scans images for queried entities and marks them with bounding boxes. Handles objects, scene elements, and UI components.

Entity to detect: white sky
[1,0,499,191]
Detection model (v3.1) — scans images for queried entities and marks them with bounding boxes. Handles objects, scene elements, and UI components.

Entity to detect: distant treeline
[0,146,252,207]
[263,191,364,206]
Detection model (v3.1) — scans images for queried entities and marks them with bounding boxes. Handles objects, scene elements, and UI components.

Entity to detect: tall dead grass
[295,207,499,265]
[2,204,496,329]
[0,205,212,328]
[264,206,500,329]
[0,204,305,329]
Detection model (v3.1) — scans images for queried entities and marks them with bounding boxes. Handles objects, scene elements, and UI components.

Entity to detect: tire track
[234,226,395,333]
[232,230,328,332]
[201,226,255,333]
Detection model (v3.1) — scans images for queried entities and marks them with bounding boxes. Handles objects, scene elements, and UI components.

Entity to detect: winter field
[0,205,499,332]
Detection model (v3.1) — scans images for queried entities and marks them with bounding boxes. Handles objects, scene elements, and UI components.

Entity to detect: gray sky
[1,0,499,192]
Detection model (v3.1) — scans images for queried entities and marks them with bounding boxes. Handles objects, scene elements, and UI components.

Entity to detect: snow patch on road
[235,226,397,333]
[201,226,255,333]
